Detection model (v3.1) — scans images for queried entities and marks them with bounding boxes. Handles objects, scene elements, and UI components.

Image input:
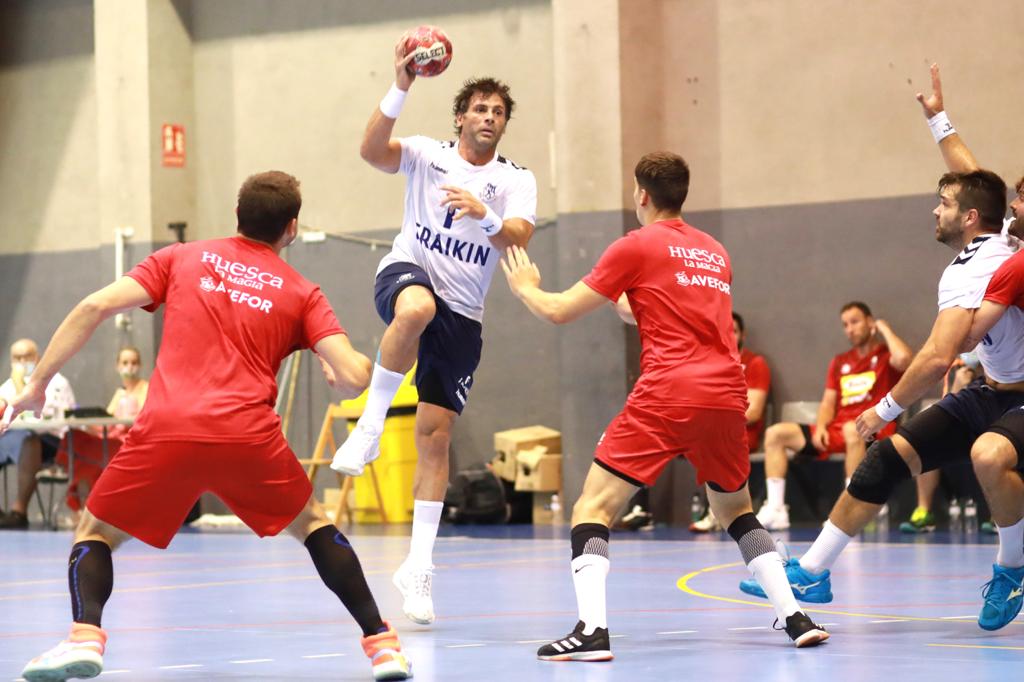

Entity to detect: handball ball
[403,25,452,77]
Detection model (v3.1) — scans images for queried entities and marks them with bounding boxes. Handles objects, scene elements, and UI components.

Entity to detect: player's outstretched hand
[915,63,944,118]
[440,185,486,221]
[855,406,886,441]
[0,381,46,434]
[394,33,416,91]
[501,245,541,298]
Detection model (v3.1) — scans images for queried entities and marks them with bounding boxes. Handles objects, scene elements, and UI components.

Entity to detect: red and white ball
[403,25,453,78]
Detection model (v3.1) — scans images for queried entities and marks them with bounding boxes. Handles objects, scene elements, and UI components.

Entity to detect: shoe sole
[23,659,102,681]
[794,629,830,648]
[538,651,614,662]
[372,659,412,680]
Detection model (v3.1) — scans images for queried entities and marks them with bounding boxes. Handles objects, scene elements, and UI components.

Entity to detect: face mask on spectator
[14,361,35,377]
[119,368,139,380]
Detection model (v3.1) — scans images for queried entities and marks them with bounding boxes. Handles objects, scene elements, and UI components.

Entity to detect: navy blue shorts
[899,378,1024,471]
[374,262,483,414]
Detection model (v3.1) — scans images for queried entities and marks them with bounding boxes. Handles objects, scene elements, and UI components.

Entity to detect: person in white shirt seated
[0,338,76,529]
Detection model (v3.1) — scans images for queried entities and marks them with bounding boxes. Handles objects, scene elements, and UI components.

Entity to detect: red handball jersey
[986,250,1024,307]
[126,236,344,443]
[825,344,902,427]
[740,348,770,450]
[583,219,747,414]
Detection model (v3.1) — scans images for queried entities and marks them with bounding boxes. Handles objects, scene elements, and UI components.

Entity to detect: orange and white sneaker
[23,623,107,681]
[361,622,412,680]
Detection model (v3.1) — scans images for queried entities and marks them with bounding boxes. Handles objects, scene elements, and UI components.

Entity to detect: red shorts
[595,403,749,491]
[86,432,312,549]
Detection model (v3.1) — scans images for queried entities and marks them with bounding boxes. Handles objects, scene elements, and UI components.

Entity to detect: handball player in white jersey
[332,37,537,625]
[741,169,1024,632]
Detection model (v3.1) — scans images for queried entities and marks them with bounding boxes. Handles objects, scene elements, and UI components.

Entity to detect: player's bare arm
[747,388,768,426]
[873,319,913,372]
[2,277,152,428]
[439,185,534,249]
[614,293,636,325]
[812,389,838,451]
[502,245,608,324]
[962,300,1007,350]
[360,37,417,173]
[314,334,373,399]
[856,305,972,439]
[916,63,979,173]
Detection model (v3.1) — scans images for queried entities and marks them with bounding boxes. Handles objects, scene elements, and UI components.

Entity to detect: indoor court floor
[1,525,1018,681]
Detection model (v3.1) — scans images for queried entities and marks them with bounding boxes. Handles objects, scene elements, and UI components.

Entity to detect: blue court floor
[0,524,1019,681]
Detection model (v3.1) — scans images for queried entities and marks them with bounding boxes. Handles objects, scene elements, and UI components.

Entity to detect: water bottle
[964,498,979,534]
[948,498,963,534]
[691,493,703,522]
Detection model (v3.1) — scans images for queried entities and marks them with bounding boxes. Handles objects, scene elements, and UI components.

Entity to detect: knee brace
[847,438,911,505]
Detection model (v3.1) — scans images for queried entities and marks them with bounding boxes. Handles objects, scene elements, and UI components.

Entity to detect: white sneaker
[689,509,721,533]
[331,423,383,476]
[23,623,106,681]
[755,503,790,531]
[393,562,435,625]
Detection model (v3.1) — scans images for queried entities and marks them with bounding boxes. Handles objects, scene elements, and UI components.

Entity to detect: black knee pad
[847,438,911,505]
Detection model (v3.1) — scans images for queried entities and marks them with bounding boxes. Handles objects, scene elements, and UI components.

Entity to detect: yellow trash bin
[341,370,419,523]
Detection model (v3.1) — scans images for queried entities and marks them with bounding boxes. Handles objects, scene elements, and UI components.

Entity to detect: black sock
[304,525,386,637]
[68,541,113,627]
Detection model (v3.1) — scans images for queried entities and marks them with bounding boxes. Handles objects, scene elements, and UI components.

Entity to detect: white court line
[656,630,698,635]
[516,639,551,644]
[100,671,132,676]
[869,619,910,624]
[940,615,975,620]
[158,664,203,669]
[445,643,486,649]
[728,626,768,631]
[229,658,274,664]
[302,653,347,659]
[609,635,627,639]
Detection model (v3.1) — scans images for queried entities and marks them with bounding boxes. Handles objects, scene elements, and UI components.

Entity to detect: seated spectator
[755,302,912,530]
[691,312,770,532]
[57,346,148,515]
[0,338,76,529]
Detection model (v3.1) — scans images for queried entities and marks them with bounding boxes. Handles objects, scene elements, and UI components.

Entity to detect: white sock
[996,517,1024,568]
[766,477,786,509]
[571,554,610,634]
[800,520,852,574]
[356,363,405,429]
[748,552,799,621]
[406,500,444,568]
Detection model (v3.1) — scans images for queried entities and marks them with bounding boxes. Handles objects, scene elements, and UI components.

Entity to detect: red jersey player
[2,172,411,682]
[502,152,828,660]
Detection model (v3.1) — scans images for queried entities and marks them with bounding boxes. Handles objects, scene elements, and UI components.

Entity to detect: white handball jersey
[378,135,537,321]
[937,231,1024,382]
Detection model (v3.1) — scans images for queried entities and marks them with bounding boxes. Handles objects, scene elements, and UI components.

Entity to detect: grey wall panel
[692,192,946,413]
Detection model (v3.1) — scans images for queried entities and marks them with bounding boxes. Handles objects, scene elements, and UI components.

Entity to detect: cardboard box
[514,446,562,492]
[532,491,562,525]
[493,425,561,482]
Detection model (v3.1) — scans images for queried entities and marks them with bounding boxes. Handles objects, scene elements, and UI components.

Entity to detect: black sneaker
[778,612,829,648]
[537,621,613,661]
[0,510,28,530]
[619,505,654,531]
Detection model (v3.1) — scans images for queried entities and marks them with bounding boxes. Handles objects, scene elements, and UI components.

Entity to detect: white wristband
[927,111,956,143]
[478,206,503,236]
[379,83,407,119]
[874,392,904,422]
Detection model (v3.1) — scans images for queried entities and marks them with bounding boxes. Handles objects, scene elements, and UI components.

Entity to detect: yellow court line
[676,561,1005,625]
[927,643,1024,651]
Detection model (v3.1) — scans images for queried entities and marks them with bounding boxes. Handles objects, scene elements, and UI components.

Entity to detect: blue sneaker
[739,552,833,604]
[978,564,1024,631]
